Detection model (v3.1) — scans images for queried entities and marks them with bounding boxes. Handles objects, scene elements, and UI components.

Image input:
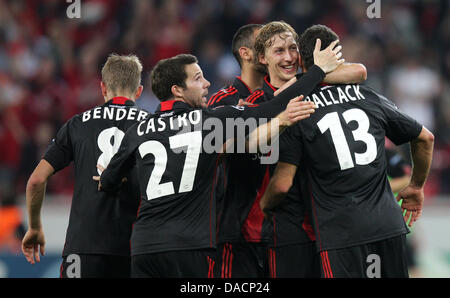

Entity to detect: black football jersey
[257,76,316,247]
[280,83,422,251]
[43,97,149,256]
[99,66,327,255]
[208,77,270,244]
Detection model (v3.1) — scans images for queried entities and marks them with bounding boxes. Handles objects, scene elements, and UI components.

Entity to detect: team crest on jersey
[230,105,245,111]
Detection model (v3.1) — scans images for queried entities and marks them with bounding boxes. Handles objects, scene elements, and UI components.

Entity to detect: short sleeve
[375,92,422,145]
[43,121,74,172]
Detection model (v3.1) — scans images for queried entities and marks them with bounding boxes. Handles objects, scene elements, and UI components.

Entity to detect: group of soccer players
[21,21,434,278]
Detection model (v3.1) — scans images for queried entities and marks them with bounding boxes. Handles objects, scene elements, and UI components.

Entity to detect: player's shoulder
[244,89,265,104]
[207,85,240,107]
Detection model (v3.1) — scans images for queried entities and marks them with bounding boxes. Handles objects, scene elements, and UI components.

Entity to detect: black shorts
[320,234,409,278]
[131,249,216,278]
[216,242,268,278]
[268,242,321,278]
[60,254,131,278]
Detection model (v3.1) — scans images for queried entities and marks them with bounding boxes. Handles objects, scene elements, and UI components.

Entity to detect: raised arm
[324,62,367,84]
[396,127,434,226]
[22,160,55,264]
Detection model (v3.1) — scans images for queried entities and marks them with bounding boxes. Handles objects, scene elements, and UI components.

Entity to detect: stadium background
[0,0,448,278]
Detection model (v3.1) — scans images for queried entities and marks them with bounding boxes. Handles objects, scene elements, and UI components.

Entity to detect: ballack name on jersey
[305,85,365,108]
[137,110,201,136]
[82,107,148,122]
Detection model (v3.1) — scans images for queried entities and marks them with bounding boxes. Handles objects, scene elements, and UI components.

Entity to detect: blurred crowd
[0,0,449,210]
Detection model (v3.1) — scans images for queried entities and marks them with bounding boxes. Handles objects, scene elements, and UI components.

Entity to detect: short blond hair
[101,54,143,95]
[254,21,298,58]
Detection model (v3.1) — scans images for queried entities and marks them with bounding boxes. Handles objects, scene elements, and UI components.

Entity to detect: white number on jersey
[97,127,125,175]
[139,131,202,200]
[317,108,377,170]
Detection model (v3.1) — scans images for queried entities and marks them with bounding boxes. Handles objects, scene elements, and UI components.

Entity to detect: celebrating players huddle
[22,22,434,278]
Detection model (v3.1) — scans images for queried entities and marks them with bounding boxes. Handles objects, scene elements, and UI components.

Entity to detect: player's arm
[390,175,411,194]
[96,128,137,192]
[22,160,54,264]
[324,63,367,84]
[397,127,434,226]
[260,162,297,219]
[246,95,315,153]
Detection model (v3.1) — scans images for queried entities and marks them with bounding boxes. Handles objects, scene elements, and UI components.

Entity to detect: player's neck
[105,94,135,102]
[267,75,289,90]
[240,66,264,92]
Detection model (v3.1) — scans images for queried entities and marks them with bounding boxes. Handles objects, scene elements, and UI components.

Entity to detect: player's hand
[280,95,316,125]
[22,228,45,265]
[93,164,127,191]
[396,185,424,227]
[313,39,345,74]
[237,99,252,106]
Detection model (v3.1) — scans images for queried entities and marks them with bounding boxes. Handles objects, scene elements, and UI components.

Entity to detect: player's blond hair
[254,21,299,58]
[101,54,143,95]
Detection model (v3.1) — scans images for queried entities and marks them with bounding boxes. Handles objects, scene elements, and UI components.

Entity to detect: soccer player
[253,21,367,278]
[209,23,366,278]
[22,54,149,278]
[261,25,434,278]
[95,49,342,278]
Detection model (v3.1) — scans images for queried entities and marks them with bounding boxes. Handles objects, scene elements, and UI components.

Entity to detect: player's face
[260,31,299,87]
[182,63,211,108]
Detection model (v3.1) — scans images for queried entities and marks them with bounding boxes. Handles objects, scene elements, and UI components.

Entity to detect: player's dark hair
[231,24,262,67]
[299,24,339,70]
[150,54,198,101]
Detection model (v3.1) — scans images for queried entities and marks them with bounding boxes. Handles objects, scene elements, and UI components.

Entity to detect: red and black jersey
[100,66,326,255]
[280,83,422,251]
[208,77,269,244]
[43,97,149,257]
[254,75,316,248]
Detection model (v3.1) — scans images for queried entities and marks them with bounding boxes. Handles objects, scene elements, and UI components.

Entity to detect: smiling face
[180,63,211,108]
[259,31,299,88]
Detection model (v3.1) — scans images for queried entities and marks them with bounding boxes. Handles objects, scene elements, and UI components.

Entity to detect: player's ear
[100,82,108,98]
[171,85,183,99]
[135,85,143,99]
[259,53,268,66]
[239,47,250,62]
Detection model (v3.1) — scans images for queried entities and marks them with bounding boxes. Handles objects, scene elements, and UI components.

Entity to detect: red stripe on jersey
[242,165,270,242]
[264,76,277,92]
[208,86,234,106]
[245,90,260,103]
[236,76,252,93]
[214,89,238,105]
[302,212,316,241]
[249,91,264,104]
[320,252,328,278]
[111,96,129,105]
[228,244,233,278]
[160,99,180,111]
[221,243,227,278]
[325,251,333,278]
[207,90,225,106]
[309,184,322,252]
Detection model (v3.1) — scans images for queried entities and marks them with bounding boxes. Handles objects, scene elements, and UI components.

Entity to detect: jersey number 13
[317,108,377,170]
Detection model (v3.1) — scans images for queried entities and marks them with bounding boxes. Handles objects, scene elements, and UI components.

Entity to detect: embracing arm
[260,162,298,218]
[324,63,367,84]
